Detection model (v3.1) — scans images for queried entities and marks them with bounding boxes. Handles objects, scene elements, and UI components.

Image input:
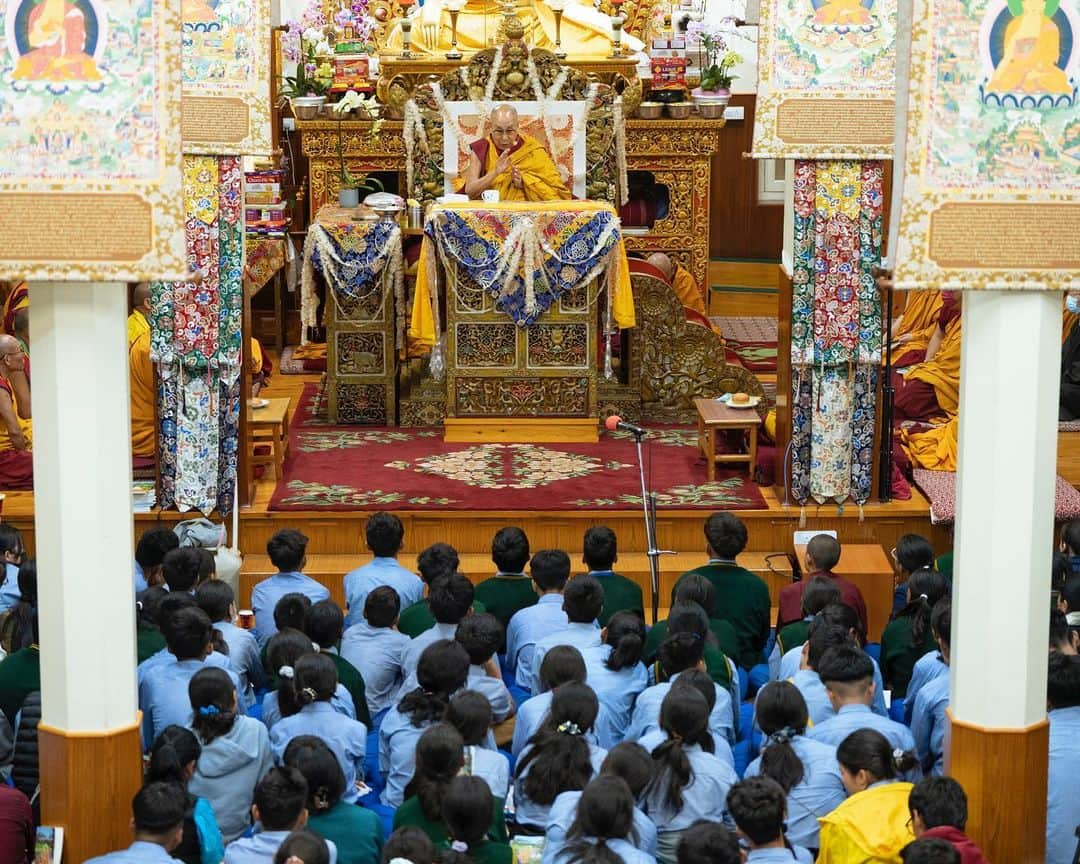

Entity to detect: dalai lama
[458,104,571,202]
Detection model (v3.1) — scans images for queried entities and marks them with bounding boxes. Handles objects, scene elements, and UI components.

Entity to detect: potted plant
[691,27,742,114]
[280,18,335,119]
[331,92,385,207]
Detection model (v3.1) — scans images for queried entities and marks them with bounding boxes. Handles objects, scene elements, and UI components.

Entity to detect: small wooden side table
[249,397,291,479]
[693,397,762,481]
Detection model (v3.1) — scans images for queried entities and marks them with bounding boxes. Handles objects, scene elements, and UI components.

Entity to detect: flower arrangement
[689,21,742,92]
[332,0,377,52]
[331,91,385,192]
[280,12,334,99]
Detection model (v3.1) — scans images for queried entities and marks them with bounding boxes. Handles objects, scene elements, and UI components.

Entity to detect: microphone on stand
[604,415,646,437]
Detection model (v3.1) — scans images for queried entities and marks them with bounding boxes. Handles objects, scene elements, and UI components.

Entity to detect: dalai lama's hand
[494,148,513,178]
[511,166,524,190]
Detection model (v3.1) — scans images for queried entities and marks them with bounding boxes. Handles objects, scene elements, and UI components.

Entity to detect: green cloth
[0,646,39,727]
[307,800,383,864]
[936,551,953,581]
[137,625,167,664]
[879,615,937,698]
[676,563,771,669]
[330,652,372,727]
[393,794,508,844]
[473,575,537,648]
[581,572,644,626]
[644,617,739,665]
[437,840,513,864]
[399,599,487,639]
[776,620,810,656]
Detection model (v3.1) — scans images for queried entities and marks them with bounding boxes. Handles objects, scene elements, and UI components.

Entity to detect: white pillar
[952,290,1059,726]
[30,282,138,731]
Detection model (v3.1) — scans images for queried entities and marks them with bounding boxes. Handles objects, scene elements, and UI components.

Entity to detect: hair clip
[919,594,929,601]
[767,726,796,745]
[451,841,469,852]
[279,665,295,679]
[892,747,905,762]
[388,859,417,864]
[312,642,321,653]
[198,704,220,717]
[301,687,318,701]
[557,721,582,736]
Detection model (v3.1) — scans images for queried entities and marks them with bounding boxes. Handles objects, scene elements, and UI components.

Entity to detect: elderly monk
[129,330,156,461]
[647,253,708,319]
[128,283,152,347]
[0,336,33,490]
[458,105,571,203]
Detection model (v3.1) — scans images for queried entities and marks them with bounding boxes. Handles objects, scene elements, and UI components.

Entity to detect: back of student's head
[604,610,646,672]
[189,667,238,744]
[930,597,952,651]
[1050,608,1079,653]
[283,735,346,814]
[1063,520,1080,556]
[531,549,571,592]
[162,547,206,593]
[1053,551,1073,593]
[900,568,951,644]
[518,682,598,805]
[147,725,201,787]
[676,821,741,864]
[400,639,470,727]
[139,586,170,631]
[136,527,180,571]
[600,741,653,799]
[492,526,530,572]
[428,573,474,625]
[157,591,197,627]
[364,586,401,629]
[837,728,917,784]
[900,838,962,864]
[726,776,786,846]
[267,529,308,572]
[440,775,494,862]
[163,606,213,660]
[132,780,187,839]
[816,644,875,698]
[417,542,459,585]
[672,573,716,617]
[806,534,841,571]
[1048,650,1080,708]
[365,511,404,558]
[756,680,809,793]
[563,575,604,623]
[406,722,465,822]
[195,580,234,624]
[267,628,319,718]
[273,830,331,864]
[802,576,842,616]
[649,687,712,811]
[539,644,587,692]
[583,526,618,571]
[658,627,706,678]
[1,558,37,651]
[566,775,636,862]
[382,826,435,864]
[254,766,309,832]
[1062,575,1080,614]
[15,558,35,604]
[815,601,862,645]
[294,652,338,708]
[807,622,853,670]
[703,512,748,559]
[909,776,968,832]
[666,603,711,644]
[445,689,493,746]
[895,534,935,575]
[671,669,716,717]
[274,592,314,633]
[456,613,502,665]
[304,599,345,650]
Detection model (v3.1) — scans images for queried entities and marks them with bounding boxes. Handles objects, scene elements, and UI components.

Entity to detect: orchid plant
[689,19,743,91]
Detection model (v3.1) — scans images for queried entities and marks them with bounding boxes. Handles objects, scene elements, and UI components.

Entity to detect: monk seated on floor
[0,335,33,490]
[891,288,943,367]
[629,254,721,336]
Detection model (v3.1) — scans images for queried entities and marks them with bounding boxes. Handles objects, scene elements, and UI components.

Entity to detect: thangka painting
[0,0,185,281]
[441,101,589,199]
[894,0,1079,291]
[182,0,271,155]
[751,0,897,158]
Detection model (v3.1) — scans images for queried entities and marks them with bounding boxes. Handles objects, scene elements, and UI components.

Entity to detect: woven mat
[913,469,1080,524]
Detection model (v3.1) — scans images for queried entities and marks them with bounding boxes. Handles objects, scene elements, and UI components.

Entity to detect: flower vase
[338,187,361,208]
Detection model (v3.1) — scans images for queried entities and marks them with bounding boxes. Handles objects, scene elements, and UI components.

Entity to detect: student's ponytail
[836,728,917,783]
[647,688,709,811]
[147,725,202,787]
[566,776,636,864]
[756,681,809,793]
[440,776,493,864]
[405,723,465,823]
[604,611,646,672]
[516,683,598,807]
[188,668,239,744]
[294,653,338,708]
[267,628,318,718]
[900,569,949,644]
[398,640,470,728]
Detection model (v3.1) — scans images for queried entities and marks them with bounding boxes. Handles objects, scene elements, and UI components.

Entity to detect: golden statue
[987,0,1071,95]
[13,0,102,82]
[812,0,874,27]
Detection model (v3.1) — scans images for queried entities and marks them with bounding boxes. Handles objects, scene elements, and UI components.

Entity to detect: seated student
[0,524,24,613]
[135,527,180,594]
[403,572,476,676]
[643,688,737,863]
[644,575,739,682]
[580,610,648,743]
[1061,575,1080,628]
[911,599,951,777]
[344,513,424,626]
[139,606,244,746]
[641,671,734,769]
[398,543,462,638]
[769,576,842,678]
[880,568,950,699]
[778,535,867,636]
[305,599,371,727]
[626,628,736,748]
[543,742,658,864]
[439,776,514,864]
[1053,551,1072,596]
[273,831,332,864]
[555,775,657,864]
[675,821,741,864]
[528,576,605,695]
[580,526,644,625]
[676,512,770,670]
[1050,608,1079,656]
[726,776,813,863]
[252,530,330,648]
[262,594,315,675]
[473,527,536,638]
[269,654,368,804]
[456,614,514,722]
[513,683,607,832]
[891,535,936,617]
[137,587,172,663]
[506,549,570,685]
[163,547,213,594]
[1047,652,1080,864]
[816,730,917,863]
[224,767,338,864]
[901,838,961,864]
[653,604,737,708]
[86,781,188,864]
[284,736,383,864]
[382,827,435,864]
[394,723,508,844]
[782,622,850,726]
[908,776,989,864]
[1061,519,1080,576]
[138,593,235,686]
[147,726,225,864]
[744,681,845,852]
[379,640,470,807]
[0,557,34,653]
[188,668,274,842]
[340,586,411,721]
[810,645,918,765]
[0,604,38,729]
[197,581,266,705]
[263,629,357,730]
[446,690,509,799]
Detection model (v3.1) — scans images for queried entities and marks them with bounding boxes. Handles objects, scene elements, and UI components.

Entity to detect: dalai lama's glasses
[492,125,517,143]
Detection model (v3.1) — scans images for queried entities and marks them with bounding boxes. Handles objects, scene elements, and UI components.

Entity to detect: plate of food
[724,392,761,409]
[249,398,269,409]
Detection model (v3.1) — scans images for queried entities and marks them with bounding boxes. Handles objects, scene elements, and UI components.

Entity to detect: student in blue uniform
[343,512,424,626]
[252,530,330,647]
[403,573,475,676]
[506,549,570,687]
[637,672,734,770]
[446,690,510,800]
[529,576,605,695]
[85,782,188,864]
[456,613,515,722]
[340,586,411,723]
[783,622,849,726]
[1046,651,1080,864]
[196,581,266,706]
[556,775,658,864]
[726,776,813,862]
[580,610,649,744]
[262,629,357,731]
[910,598,951,777]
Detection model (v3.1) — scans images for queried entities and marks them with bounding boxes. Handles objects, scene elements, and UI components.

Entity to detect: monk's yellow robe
[456,134,571,203]
[2,282,28,337]
[904,312,962,416]
[129,330,156,458]
[902,416,958,472]
[672,263,707,318]
[127,309,150,347]
[893,290,942,356]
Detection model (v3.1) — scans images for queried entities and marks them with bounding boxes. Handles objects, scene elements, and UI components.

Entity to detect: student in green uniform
[775,577,842,658]
[0,608,37,728]
[580,526,644,625]
[880,568,950,698]
[439,775,514,864]
[473,527,535,644]
[136,586,170,663]
[304,599,372,727]
[645,573,740,665]
[399,543,489,639]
